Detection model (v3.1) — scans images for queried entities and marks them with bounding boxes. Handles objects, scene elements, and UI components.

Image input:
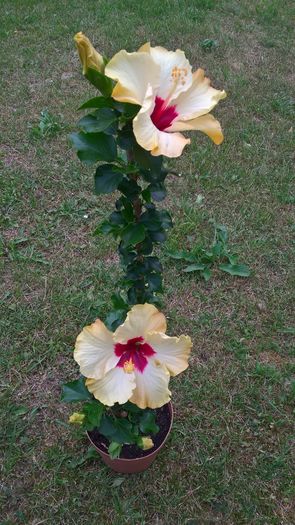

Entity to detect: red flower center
[115,336,155,373]
[150,96,178,131]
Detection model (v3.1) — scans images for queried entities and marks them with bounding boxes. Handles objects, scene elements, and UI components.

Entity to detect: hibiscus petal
[133,91,190,158]
[151,129,190,158]
[174,68,226,120]
[74,320,118,380]
[145,333,192,377]
[170,113,224,145]
[148,46,193,101]
[86,367,136,406]
[129,360,171,409]
[138,42,151,53]
[114,304,167,343]
[105,50,160,105]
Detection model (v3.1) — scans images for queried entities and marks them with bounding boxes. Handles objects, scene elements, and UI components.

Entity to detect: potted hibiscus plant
[62,33,226,473]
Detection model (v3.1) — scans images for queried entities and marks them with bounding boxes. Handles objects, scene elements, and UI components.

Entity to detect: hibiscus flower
[105,42,226,157]
[74,304,192,409]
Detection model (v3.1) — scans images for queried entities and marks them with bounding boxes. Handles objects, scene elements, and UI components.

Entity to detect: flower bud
[140,437,154,450]
[69,412,85,425]
[74,32,105,75]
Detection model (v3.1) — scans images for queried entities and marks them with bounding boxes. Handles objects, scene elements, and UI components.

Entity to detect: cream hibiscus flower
[74,304,192,409]
[105,43,226,158]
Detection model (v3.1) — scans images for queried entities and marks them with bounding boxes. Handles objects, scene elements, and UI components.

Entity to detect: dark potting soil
[88,403,171,459]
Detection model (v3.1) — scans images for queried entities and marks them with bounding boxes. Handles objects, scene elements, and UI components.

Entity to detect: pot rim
[87,401,173,463]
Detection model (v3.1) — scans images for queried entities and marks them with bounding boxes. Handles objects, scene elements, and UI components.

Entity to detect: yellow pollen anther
[123,359,134,374]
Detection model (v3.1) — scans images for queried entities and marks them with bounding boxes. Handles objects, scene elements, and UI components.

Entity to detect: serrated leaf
[70,132,117,164]
[94,164,124,194]
[219,263,251,277]
[82,401,105,430]
[61,377,93,403]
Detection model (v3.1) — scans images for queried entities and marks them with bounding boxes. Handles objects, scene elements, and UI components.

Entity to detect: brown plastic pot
[87,402,173,473]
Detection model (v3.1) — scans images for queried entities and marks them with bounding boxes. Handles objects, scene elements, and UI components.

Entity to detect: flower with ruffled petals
[105,43,226,158]
[74,304,192,409]
[74,32,105,75]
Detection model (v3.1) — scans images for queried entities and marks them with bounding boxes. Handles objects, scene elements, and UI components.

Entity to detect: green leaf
[183,263,206,272]
[146,273,163,292]
[133,144,163,172]
[113,419,137,443]
[121,401,143,414]
[201,267,212,281]
[149,229,167,243]
[99,416,136,444]
[227,253,239,265]
[105,309,127,331]
[139,411,159,435]
[117,126,135,150]
[109,211,126,226]
[166,249,196,262]
[61,377,93,403]
[113,101,140,118]
[212,242,223,258]
[111,292,128,310]
[69,132,117,164]
[111,477,126,488]
[118,178,141,198]
[158,210,173,230]
[78,97,114,110]
[99,415,117,439]
[219,263,251,277]
[145,256,163,273]
[94,164,124,194]
[142,187,152,203]
[84,67,113,96]
[137,236,153,255]
[94,220,121,236]
[82,401,105,431]
[69,447,100,469]
[121,223,146,247]
[140,209,172,233]
[215,223,228,244]
[108,442,122,459]
[78,108,118,134]
[149,182,167,202]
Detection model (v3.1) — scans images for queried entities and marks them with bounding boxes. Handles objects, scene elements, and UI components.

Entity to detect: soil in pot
[88,403,171,459]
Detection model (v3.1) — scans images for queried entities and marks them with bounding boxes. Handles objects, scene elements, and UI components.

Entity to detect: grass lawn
[1,0,294,523]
